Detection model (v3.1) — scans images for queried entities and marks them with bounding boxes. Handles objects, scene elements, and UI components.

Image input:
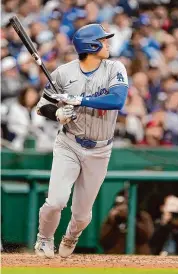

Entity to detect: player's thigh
[48,135,81,205]
[71,146,111,219]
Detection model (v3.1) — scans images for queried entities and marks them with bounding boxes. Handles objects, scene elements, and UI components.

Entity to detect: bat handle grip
[72,113,77,120]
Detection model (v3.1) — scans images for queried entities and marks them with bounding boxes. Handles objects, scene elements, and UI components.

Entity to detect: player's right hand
[56,105,75,125]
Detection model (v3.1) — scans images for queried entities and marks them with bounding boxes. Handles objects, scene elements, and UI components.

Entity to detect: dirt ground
[2,254,178,268]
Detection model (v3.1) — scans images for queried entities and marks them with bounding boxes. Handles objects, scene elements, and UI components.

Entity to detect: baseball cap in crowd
[145,120,158,128]
[149,59,160,69]
[1,13,15,27]
[48,10,62,21]
[42,48,58,62]
[113,6,125,15]
[139,14,151,26]
[36,30,54,44]
[1,56,16,72]
[17,51,31,65]
[133,14,151,28]
[74,9,87,20]
[1,39,8,48]
[43,1,60,14]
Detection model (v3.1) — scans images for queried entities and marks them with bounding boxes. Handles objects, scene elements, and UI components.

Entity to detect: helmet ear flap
[88,40,102,53]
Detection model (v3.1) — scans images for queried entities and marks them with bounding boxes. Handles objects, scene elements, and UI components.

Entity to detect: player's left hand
[63,95,82,106]
[51,94,82,106]
[56,105,75,124]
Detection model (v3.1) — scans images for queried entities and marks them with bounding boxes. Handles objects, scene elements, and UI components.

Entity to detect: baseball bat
[9,15,77,119]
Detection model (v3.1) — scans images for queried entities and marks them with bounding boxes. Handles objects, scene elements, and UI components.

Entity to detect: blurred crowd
[1,0,178,151]
[100,188,178,255]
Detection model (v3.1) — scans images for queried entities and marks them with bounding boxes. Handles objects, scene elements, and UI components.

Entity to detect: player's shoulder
[56,59,79,74]
[103,59,126,70]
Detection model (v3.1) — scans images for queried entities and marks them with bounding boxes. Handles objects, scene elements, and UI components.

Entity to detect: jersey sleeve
[43,68,63,97]
[109,61,128,89]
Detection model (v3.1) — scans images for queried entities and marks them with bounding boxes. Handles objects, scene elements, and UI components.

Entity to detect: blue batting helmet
[72,24,114,54]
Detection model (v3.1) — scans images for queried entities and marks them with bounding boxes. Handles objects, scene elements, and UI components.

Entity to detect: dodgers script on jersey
[38,59,128,141]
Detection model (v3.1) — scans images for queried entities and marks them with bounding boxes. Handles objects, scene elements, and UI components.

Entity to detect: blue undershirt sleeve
[80,85,128,110]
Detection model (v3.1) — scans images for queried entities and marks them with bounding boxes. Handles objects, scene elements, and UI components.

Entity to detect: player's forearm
[36,94,59,121]
[38,104,58,121]
[81,85,128,110]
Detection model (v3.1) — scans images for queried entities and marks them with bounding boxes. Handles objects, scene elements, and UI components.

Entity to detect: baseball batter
[35,24,128,258]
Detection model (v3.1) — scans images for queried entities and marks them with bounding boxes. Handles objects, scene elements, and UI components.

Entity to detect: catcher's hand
[56,105,75,124]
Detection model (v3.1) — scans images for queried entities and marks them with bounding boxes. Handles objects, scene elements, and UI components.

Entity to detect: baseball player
[35,24,128,258]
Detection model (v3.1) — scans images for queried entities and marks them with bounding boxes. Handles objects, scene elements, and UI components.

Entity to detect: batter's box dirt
[2,254,178,269]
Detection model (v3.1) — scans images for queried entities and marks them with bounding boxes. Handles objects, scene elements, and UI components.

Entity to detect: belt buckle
[81,138,96,149]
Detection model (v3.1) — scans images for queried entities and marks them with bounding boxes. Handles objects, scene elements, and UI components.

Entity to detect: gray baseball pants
[38,131,112,239]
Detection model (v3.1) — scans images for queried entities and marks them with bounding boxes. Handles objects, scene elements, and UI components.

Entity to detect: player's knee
[72,211,92,224]
[45,195,69,211]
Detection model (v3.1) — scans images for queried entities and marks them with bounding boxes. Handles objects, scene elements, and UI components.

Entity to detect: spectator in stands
[170,8,178,30]
[96,0,117,23]
[119,29,144,60]
[16,0,33,27]
[1,0,19,27]
[138,14,160,51]
[140,104,178,146]
[162,75,178,93]
[47,10,62,35]
[154,5,170,31]
[118,0,138,17]
[109,8,132,57]
[114,110,144,145]
[119,28,159,61]
[132,72,150,102]
[147,59,162,112]
[5,23,23,58]
[4,86,43,151]
[164,89,178,146]
[161,42,178,77]
[73,9,89,31]
[1,39,10,60]
[139,118,165,147]
[1,56,27,101]
[28,0,43,23]
[61,45,78,63]
[61,8,89,40]
[115,81,147,144]
[150,195,178,255]
[129,51,148,75]
[47,9,70,54]
[100,189,154,254]
[172,28,178,48]
[60,1,86,40]
[17,51,40,87]
[29,21,46,44]
[151,15,168,45]
[39,41,60,72]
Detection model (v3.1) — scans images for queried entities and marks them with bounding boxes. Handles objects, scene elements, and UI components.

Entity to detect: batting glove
[51,94,82,106]
[56,105,75,124]
[62,95,82,106]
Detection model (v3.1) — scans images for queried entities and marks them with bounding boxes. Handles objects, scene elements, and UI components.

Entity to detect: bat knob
[72,113,77,120]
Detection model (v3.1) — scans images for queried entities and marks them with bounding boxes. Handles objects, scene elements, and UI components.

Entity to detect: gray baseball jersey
[37,59,128,141]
